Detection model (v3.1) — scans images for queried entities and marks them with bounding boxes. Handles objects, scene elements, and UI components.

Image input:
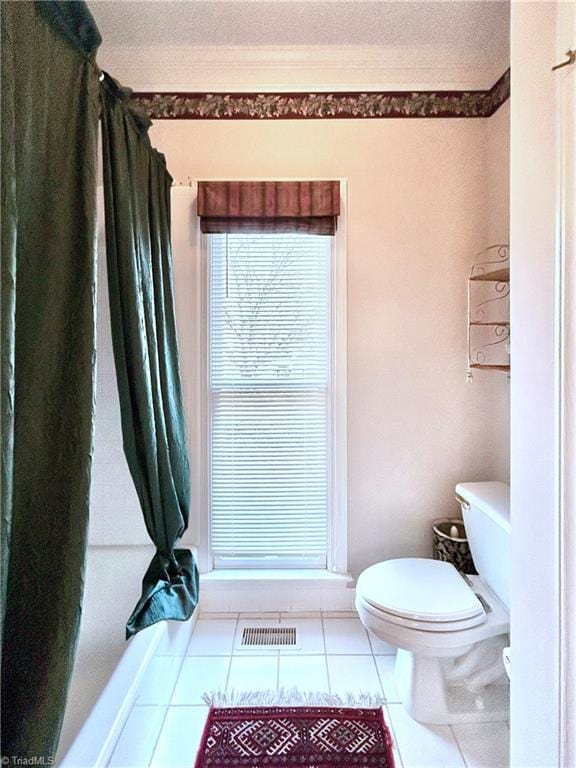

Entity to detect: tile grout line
[362,626,388,702]
[319,612,332,695]
[276,649,280,691]
[275,613,280,691]
[223,652,233,695]
[367,626,380,656]
[324,613,397,763]
[277,614,284,688]
[166,624,204,706]
[365,626,382,697]
[372,649,388,702]
[449,723,471,768]
[151,703,210,708]
[223,616,239,692]
[187,656,241,660]
[147,704,171,768]
[187,651,381,657]
[382,703,406,768]
[131,703,207,708]
[367,626,392,704]
[324,615,397,763]
[167,655,187,703]
[106,702,140,767]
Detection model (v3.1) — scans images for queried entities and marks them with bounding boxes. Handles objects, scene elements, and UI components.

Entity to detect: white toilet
[356,481,510,725]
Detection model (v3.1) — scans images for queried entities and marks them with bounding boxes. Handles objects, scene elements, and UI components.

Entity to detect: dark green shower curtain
[1,1,101,761]
[100,75,199,639]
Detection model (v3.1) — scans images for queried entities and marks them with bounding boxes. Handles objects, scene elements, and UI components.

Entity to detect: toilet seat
[356,559,486,632]
[357,572,509,656]
[357,593,486,633]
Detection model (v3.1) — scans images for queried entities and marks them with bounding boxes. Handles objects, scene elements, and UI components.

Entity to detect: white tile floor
[107,612,510,768]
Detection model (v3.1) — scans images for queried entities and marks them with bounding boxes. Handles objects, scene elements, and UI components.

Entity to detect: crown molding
[130,69,510,120]
[98,43,508,91]
[101,43,499,70]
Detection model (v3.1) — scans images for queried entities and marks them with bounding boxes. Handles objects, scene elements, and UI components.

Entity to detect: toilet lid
[357,559,484,623]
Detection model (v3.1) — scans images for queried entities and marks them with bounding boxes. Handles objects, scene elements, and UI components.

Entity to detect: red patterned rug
[194,706,395,767]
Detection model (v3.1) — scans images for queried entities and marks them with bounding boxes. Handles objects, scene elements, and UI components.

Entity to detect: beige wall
[488,99,511,245]
[486,99,511,468]
[148,114,510,577]
[88,192,146,545]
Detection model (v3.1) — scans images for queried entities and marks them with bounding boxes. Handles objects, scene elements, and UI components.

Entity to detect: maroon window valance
[197,180,340,235]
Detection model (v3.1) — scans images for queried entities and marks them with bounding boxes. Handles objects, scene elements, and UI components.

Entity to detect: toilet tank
[455,481,510,609]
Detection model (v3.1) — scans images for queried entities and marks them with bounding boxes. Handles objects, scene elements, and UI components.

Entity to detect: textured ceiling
[89,0,509,54]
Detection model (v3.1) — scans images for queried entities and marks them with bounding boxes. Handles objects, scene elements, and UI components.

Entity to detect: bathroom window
[204,227,346,570]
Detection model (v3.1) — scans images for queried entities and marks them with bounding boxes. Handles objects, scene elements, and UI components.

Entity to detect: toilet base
[394,637,510,725]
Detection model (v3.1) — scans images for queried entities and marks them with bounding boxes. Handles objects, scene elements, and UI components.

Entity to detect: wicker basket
[432,518,477,574]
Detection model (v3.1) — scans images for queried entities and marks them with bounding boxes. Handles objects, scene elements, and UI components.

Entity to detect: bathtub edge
[59,620,165,768]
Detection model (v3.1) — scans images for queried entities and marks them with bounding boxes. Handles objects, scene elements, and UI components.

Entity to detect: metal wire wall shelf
[467,244,510,380]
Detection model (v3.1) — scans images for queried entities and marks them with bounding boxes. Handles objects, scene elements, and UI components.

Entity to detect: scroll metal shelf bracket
[467,245,510,381]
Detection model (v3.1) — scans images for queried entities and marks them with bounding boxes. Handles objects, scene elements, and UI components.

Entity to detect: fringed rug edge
[202,686,386,708]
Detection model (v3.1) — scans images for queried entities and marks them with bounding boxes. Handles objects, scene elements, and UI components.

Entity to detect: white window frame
[190,179,347,575]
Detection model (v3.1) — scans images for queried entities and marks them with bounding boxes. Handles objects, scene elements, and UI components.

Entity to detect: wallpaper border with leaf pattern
[132,69,510,120]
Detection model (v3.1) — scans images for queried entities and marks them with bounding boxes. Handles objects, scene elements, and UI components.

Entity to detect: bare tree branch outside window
[222,236,320,380]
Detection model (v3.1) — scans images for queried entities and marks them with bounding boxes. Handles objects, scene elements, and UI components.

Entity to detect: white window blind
[208,232,331,568]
